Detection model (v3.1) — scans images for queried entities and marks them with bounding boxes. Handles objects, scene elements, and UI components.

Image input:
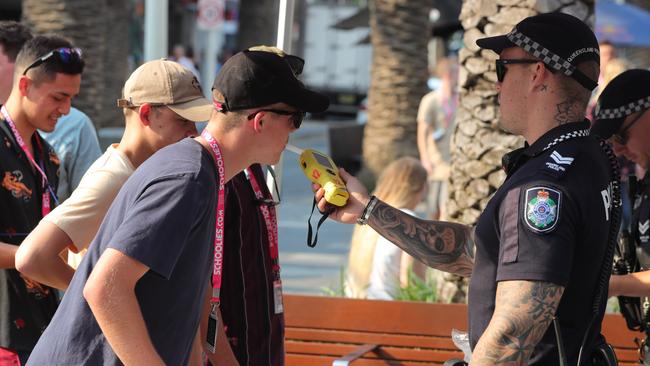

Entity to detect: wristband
[356,195,378,225]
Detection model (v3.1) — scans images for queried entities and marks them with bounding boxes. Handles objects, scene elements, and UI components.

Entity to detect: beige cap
[117,59,212,122]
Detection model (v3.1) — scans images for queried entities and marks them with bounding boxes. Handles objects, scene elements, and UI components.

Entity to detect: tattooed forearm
[472,280,565,365]
[367,200,474,277]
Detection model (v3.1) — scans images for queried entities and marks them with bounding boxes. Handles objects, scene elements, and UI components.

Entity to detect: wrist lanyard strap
[1,105,58,216]
[201,130,226,305]
[245,167,280,276]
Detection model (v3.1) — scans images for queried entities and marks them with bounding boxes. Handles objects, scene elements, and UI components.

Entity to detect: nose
[59,99,71,116]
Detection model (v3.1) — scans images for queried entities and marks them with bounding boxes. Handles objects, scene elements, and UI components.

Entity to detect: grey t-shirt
[27,138,217,366]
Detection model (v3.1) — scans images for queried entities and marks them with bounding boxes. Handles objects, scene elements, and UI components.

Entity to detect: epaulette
[538,143,582,179]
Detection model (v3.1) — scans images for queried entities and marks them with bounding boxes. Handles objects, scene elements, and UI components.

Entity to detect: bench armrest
[332,344,379,366]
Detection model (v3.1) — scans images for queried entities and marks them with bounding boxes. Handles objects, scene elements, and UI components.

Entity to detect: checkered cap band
[507,30,575,76]
[542,129,589,152]
[595,96,650,120]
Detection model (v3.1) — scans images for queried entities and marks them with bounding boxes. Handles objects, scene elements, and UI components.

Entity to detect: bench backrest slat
[285,295,468,336]
[284,294,645,364]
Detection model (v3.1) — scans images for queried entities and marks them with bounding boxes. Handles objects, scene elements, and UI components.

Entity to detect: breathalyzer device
[286,145,349,206]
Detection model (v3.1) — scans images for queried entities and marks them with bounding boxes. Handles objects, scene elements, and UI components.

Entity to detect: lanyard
[201,130,226,305]
[245,167,280,276]
[1,105,58,216]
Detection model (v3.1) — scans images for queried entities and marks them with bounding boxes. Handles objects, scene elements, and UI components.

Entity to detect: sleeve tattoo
[472,280,565,365]
[367,200,475,277]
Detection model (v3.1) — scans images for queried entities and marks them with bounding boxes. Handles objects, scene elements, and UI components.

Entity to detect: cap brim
[590,118,624,140]
[476,35,514,54]
[168,97,213,122]
[284,87,330,113]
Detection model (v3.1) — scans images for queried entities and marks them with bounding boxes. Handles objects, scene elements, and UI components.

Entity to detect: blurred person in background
[417,56,458,221]
[172,43,201,79]
[345,157,428,300]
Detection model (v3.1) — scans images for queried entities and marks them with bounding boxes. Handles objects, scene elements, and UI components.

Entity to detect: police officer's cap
[591,69,650,140]
[476,12,600,91]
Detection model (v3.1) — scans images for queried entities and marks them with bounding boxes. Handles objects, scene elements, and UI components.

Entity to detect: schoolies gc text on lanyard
[245,167,284,315]
[201,129,226,353]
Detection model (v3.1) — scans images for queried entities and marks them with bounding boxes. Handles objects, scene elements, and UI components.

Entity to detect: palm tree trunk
[22,0,129,129]
[443,0,595,303]
[362,0,430,180]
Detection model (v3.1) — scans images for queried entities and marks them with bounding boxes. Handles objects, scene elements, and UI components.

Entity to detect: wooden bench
[284,294,644,365]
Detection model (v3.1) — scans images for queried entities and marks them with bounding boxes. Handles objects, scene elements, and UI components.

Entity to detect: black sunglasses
[612,109,647,145]
[22,47,83,76]
[495,59,540,82]
[247,109,305,129]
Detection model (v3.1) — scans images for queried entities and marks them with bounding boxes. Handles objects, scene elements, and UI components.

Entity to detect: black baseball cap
[591,69,650,139]
[212,47,329,113]
[476,12,600,91]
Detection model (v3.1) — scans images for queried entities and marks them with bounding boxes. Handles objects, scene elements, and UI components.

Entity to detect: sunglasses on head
[495,59,540,82]
[611,109,647,145]
[247,109,306,129]
[22,47,83,75]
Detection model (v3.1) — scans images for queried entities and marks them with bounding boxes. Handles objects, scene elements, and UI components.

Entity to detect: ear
[531,62,550,91]
[138,103,152,126]
[251,111,265,134]
[18,76,31,96]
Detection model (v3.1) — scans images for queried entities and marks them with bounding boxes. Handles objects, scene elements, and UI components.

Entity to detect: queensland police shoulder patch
[524,187,561,233]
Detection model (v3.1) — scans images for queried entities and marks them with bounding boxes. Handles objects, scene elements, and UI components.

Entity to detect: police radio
[286,145,349,206]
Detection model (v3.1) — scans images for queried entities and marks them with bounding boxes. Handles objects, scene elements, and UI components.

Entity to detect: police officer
[314,13,619,365]
[592,69,650,363]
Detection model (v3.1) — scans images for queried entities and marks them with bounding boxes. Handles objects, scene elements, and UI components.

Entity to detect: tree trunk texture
[362,0,430,181]
[443,0,594,303]
[236,0,279,51]
[22,0,129,129]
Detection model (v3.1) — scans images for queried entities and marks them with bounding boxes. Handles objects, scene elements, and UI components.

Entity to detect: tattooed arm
[368,200,475,277]
[471,280,564,365]
[314,169,475,277]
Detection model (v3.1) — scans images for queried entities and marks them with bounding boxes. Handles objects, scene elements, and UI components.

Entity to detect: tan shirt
[43,144,134,268]
[416,90,457,164]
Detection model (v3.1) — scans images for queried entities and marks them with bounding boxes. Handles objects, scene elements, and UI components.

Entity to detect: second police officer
[592,69,650,363]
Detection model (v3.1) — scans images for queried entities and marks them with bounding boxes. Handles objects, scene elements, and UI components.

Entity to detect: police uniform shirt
[469,121,615,365]
[634,174,650,267]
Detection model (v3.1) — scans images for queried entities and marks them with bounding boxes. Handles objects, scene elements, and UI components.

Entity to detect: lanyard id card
[273,279,284,314]
[206,304,219,353]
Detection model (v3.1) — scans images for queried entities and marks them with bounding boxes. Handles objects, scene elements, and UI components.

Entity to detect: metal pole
[144,0,169,61]
[276,0,296,53]
[201,29,221,97]
[268,0,296,198]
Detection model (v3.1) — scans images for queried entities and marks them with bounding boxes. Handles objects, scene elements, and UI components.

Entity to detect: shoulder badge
[524,187,561,233]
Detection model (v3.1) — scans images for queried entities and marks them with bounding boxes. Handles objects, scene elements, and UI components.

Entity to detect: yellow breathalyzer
[297,148,349,206]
